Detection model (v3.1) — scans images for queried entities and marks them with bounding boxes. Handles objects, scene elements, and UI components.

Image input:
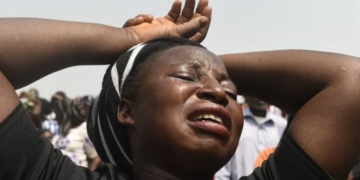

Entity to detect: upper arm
[289,64,360,179]
[0,71,19,124]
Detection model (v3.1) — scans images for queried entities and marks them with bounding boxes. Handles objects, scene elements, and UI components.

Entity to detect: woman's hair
[88,37,206,178]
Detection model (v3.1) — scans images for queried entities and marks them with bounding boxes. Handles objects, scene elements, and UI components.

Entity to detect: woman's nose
[196,79,229,107]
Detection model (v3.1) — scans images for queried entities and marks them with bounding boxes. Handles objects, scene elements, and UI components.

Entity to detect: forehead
[149,46,227,72]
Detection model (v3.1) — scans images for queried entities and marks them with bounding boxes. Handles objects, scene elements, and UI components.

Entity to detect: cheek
[233,107,244,135]
[136,77,198,118]
[228,102,244,150]
[133,79,193,140]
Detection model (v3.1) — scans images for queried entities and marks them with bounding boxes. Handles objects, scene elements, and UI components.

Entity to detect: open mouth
[187,105,232,137]
[193,114,224,124]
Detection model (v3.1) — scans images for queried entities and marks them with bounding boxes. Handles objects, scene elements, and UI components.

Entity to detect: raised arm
[0,0,211,124]
[220,50,360,179]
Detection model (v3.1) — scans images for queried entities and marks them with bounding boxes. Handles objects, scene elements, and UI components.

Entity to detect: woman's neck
[249,107,267,117]
[133,159,213,180]
[133,161,180,180]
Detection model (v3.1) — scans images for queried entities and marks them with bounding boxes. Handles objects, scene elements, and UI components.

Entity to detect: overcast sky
[2,0,360,100]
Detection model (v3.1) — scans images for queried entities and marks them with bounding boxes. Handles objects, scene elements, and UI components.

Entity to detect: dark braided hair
[88,37,205,179]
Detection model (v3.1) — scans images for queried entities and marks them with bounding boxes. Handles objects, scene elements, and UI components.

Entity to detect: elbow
[342,60,360,83]
[330,56,360,83]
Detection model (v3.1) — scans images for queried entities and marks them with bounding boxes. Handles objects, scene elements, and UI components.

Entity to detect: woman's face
[128,46,243,177]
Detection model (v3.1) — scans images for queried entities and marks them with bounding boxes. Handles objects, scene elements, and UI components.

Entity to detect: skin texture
[118,46,243,180]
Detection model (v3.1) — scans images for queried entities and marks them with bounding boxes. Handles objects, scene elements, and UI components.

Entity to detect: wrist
[85,27,141,65]
[123,27,142,46]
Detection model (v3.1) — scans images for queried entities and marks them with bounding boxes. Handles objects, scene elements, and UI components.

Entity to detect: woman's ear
[117,99,135,126]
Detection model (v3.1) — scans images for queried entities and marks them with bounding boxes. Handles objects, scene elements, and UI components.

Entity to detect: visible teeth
[215,117,221,122]
[212,116,222,124]
[195,114,223,124]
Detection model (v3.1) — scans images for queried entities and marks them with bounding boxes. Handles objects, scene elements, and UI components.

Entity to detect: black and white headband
[90,43,146,168]
[111,43,146,99]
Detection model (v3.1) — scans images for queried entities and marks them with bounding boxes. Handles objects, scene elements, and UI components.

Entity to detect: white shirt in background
[52,122,98,167]
[215,108,287,180]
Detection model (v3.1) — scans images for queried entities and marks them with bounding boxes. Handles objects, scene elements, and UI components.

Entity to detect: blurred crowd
[19,89,102,170]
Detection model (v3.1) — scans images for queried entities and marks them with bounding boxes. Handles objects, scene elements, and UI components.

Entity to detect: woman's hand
[124,0,212,44]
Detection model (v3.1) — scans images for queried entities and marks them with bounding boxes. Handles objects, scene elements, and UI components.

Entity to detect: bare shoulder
[0,72,19,124]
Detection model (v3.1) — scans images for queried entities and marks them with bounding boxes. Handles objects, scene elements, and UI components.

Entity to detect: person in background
[215,97,287,180]
[268,105,284,118]
[20,88,52,129]
[40,97,56,134]
[20,89,42,129]
[42,117,59,136]
[42,92,67,136]
[51,93,102,170]
[27,88,52,121]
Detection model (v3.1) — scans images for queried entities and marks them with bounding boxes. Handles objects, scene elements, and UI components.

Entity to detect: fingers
[123,14,153,28]
[195,0,209,15]
[165,0,182,22]
[201,5,212,30]
[177,16,208,40]
[194,0,212,35]
[190,2,212,43]
[143,14,154,23]
[190,6,212,43]
[180,0,196,21]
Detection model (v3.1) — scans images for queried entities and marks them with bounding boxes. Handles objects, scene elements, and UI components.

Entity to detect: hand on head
[123,0,212,44]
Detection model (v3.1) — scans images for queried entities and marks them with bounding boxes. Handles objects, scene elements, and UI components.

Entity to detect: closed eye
[172,72,197,82]
[176,75,195,81]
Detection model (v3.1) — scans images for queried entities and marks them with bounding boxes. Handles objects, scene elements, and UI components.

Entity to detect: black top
[0,104,333,180]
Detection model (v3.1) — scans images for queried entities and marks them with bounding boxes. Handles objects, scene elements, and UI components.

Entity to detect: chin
[184,128,239,164]
[184,137,236,171]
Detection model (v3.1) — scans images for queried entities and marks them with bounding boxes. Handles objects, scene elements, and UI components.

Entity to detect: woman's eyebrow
[170,61,231,80]
[170,61,203,69]
[220,72,231,81]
